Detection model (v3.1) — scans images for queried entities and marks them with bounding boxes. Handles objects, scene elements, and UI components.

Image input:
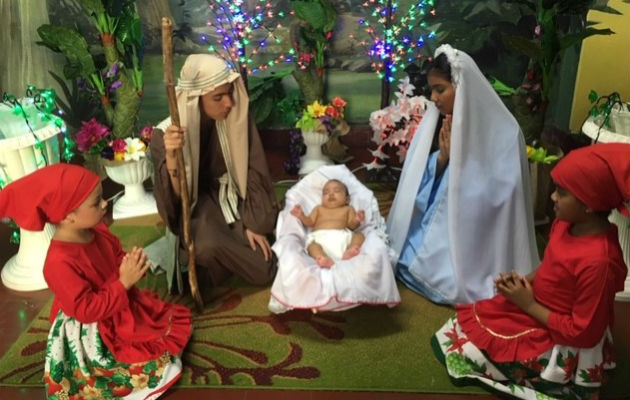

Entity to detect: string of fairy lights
[351,0,437,82]
[200,0,436,81]
[0,86,74,243]
[202,0,296,74]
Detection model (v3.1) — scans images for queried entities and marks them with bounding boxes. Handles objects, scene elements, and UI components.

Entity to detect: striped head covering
[175,54,249,224]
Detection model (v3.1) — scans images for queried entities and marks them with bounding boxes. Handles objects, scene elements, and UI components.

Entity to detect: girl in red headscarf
[432,143,629,400]
[0,164,192,400]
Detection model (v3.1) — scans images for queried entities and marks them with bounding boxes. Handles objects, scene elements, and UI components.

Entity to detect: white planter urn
[103,157,157,220]
[298,130,332,175]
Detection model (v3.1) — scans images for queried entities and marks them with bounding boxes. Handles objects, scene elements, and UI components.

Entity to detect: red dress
[43,223,192,363]
[457,219,627,362]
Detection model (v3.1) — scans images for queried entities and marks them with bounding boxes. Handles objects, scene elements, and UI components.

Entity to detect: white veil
[386,44,539,303]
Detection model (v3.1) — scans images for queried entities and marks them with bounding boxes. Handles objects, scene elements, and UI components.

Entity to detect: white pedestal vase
[0,99,63,291]
[103,157,157,220]
[298,130,332,175]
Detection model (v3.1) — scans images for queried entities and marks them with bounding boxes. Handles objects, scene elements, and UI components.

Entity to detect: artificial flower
[75,118,110,153]
[366,78,428,168]
[296,97,348,137]
[123,138,147,161]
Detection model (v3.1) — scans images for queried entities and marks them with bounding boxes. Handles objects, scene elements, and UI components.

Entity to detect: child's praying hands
[119,246,151,289]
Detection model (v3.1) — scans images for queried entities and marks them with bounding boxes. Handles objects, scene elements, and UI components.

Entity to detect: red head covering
[0,164,100,231]
[551,143,630,212]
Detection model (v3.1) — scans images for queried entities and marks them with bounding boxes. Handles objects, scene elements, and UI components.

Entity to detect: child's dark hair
[427,53,452,82]
[324,179,349,196]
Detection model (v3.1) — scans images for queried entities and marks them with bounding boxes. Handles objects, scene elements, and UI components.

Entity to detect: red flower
[562,353,579,381]
[325,106,340,119]
[585,364,603,383]
[111,138,127,152]
[444,325,468,354]
[112,385,133,397]
[332,96,346,109]
[522,357,544,373]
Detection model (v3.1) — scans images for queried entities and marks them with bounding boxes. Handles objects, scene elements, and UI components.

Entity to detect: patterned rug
[0,182,627,397]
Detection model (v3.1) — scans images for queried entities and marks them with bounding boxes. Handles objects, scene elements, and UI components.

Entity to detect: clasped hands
[494,270,535,311]
[119,246,151,290]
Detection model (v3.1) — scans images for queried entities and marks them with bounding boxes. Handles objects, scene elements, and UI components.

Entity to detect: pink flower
[139,126,153,143]
[75,118,110,152]
[111,138,127,153]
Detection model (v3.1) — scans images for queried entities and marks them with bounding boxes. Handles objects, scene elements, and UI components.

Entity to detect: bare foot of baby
[342,245,361,260]
[316,256,334,268]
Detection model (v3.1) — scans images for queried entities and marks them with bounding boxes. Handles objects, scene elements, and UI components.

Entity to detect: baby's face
[322,181,349,208]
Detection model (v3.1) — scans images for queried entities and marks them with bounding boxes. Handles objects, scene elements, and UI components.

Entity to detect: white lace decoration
[435,44,462,87]
[216,120,241,224]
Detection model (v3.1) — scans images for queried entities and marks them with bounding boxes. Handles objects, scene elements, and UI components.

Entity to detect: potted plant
[36,0,156,218]
[36,0,145,160]
[295,97,349,175]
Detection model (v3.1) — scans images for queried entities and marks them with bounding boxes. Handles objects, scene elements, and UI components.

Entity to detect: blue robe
[396,151,455,304]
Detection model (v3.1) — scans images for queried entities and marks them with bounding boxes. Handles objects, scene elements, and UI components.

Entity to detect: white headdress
[386,44,539,303]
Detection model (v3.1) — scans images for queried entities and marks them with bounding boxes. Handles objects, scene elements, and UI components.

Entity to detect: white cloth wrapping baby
[268,165,401,313]
[305,229,353,259]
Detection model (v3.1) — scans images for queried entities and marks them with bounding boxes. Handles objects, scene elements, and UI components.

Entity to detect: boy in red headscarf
[432,143,629,400]
[0,164,192,400]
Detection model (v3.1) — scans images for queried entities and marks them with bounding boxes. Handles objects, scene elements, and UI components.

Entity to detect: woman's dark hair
[427,53,452,82]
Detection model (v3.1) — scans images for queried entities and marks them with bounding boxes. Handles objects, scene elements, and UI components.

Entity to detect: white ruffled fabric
[269,165,401,313]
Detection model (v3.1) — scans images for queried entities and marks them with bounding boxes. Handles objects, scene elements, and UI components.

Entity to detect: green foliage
[502,0,615,102]
[587,90,623,129]
[527,145,560,164]
[37,25,97,80]
[49,71,102,130]
[37,0,145,140]
[292,0,337,33]
[248,69,293,126]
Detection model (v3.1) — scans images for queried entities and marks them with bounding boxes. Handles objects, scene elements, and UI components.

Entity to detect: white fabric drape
[387,44,539,304]
[269,165,401,313]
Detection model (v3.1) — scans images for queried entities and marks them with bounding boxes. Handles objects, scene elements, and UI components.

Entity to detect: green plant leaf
[502,35,543,62]
[559,27,614,51]
[38,25,97,79]
[253,96,274,124]
[76,0,106,15]
[588,90,599,103]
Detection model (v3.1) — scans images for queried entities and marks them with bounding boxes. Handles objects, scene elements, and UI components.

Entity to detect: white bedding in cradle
[268,165,401,313]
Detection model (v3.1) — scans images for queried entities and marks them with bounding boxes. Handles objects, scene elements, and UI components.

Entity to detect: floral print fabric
[44,311,181,400]
[434,316,615,400]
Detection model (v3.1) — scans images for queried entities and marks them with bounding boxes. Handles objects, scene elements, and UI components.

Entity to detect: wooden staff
[161,17,203,311]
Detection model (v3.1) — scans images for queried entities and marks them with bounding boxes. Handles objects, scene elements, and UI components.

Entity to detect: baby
[291,179,365,268]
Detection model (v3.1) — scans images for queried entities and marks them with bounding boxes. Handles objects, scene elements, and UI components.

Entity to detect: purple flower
[108,80,122,93]
[139,126,153,144]
[75,118,110,152]
[100,146,114,160]
[104,63,120,78]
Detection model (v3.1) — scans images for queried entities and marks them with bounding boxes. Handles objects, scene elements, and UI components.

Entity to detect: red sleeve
[547,258,616,347]
[45,258,129,324]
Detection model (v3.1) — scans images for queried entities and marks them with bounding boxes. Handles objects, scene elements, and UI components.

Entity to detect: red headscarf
[0,164,100,231]
[551,143,630,213]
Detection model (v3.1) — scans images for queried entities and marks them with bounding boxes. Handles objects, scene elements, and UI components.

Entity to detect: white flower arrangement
[364,77,429,171]
[123,137,147,161]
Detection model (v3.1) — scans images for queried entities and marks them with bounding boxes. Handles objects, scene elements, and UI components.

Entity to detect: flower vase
[299,130,332,175]
[103,157,157,219]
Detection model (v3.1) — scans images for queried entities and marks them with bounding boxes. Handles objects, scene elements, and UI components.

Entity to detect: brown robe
[150,117,278,286]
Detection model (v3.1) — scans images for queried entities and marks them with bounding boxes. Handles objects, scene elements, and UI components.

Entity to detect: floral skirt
[44,311,182,400]
[433,315,615,400]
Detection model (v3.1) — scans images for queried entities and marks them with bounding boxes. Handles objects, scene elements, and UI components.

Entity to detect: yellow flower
[114,152,125,161]
[131,374,150,389]
[526,145,534,158]
[307,101,327,118]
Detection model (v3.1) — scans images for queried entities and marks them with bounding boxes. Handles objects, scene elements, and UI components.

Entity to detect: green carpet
[0,188,628,396]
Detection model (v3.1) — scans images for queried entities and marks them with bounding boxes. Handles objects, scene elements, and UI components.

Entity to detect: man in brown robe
[150,54,278,289]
